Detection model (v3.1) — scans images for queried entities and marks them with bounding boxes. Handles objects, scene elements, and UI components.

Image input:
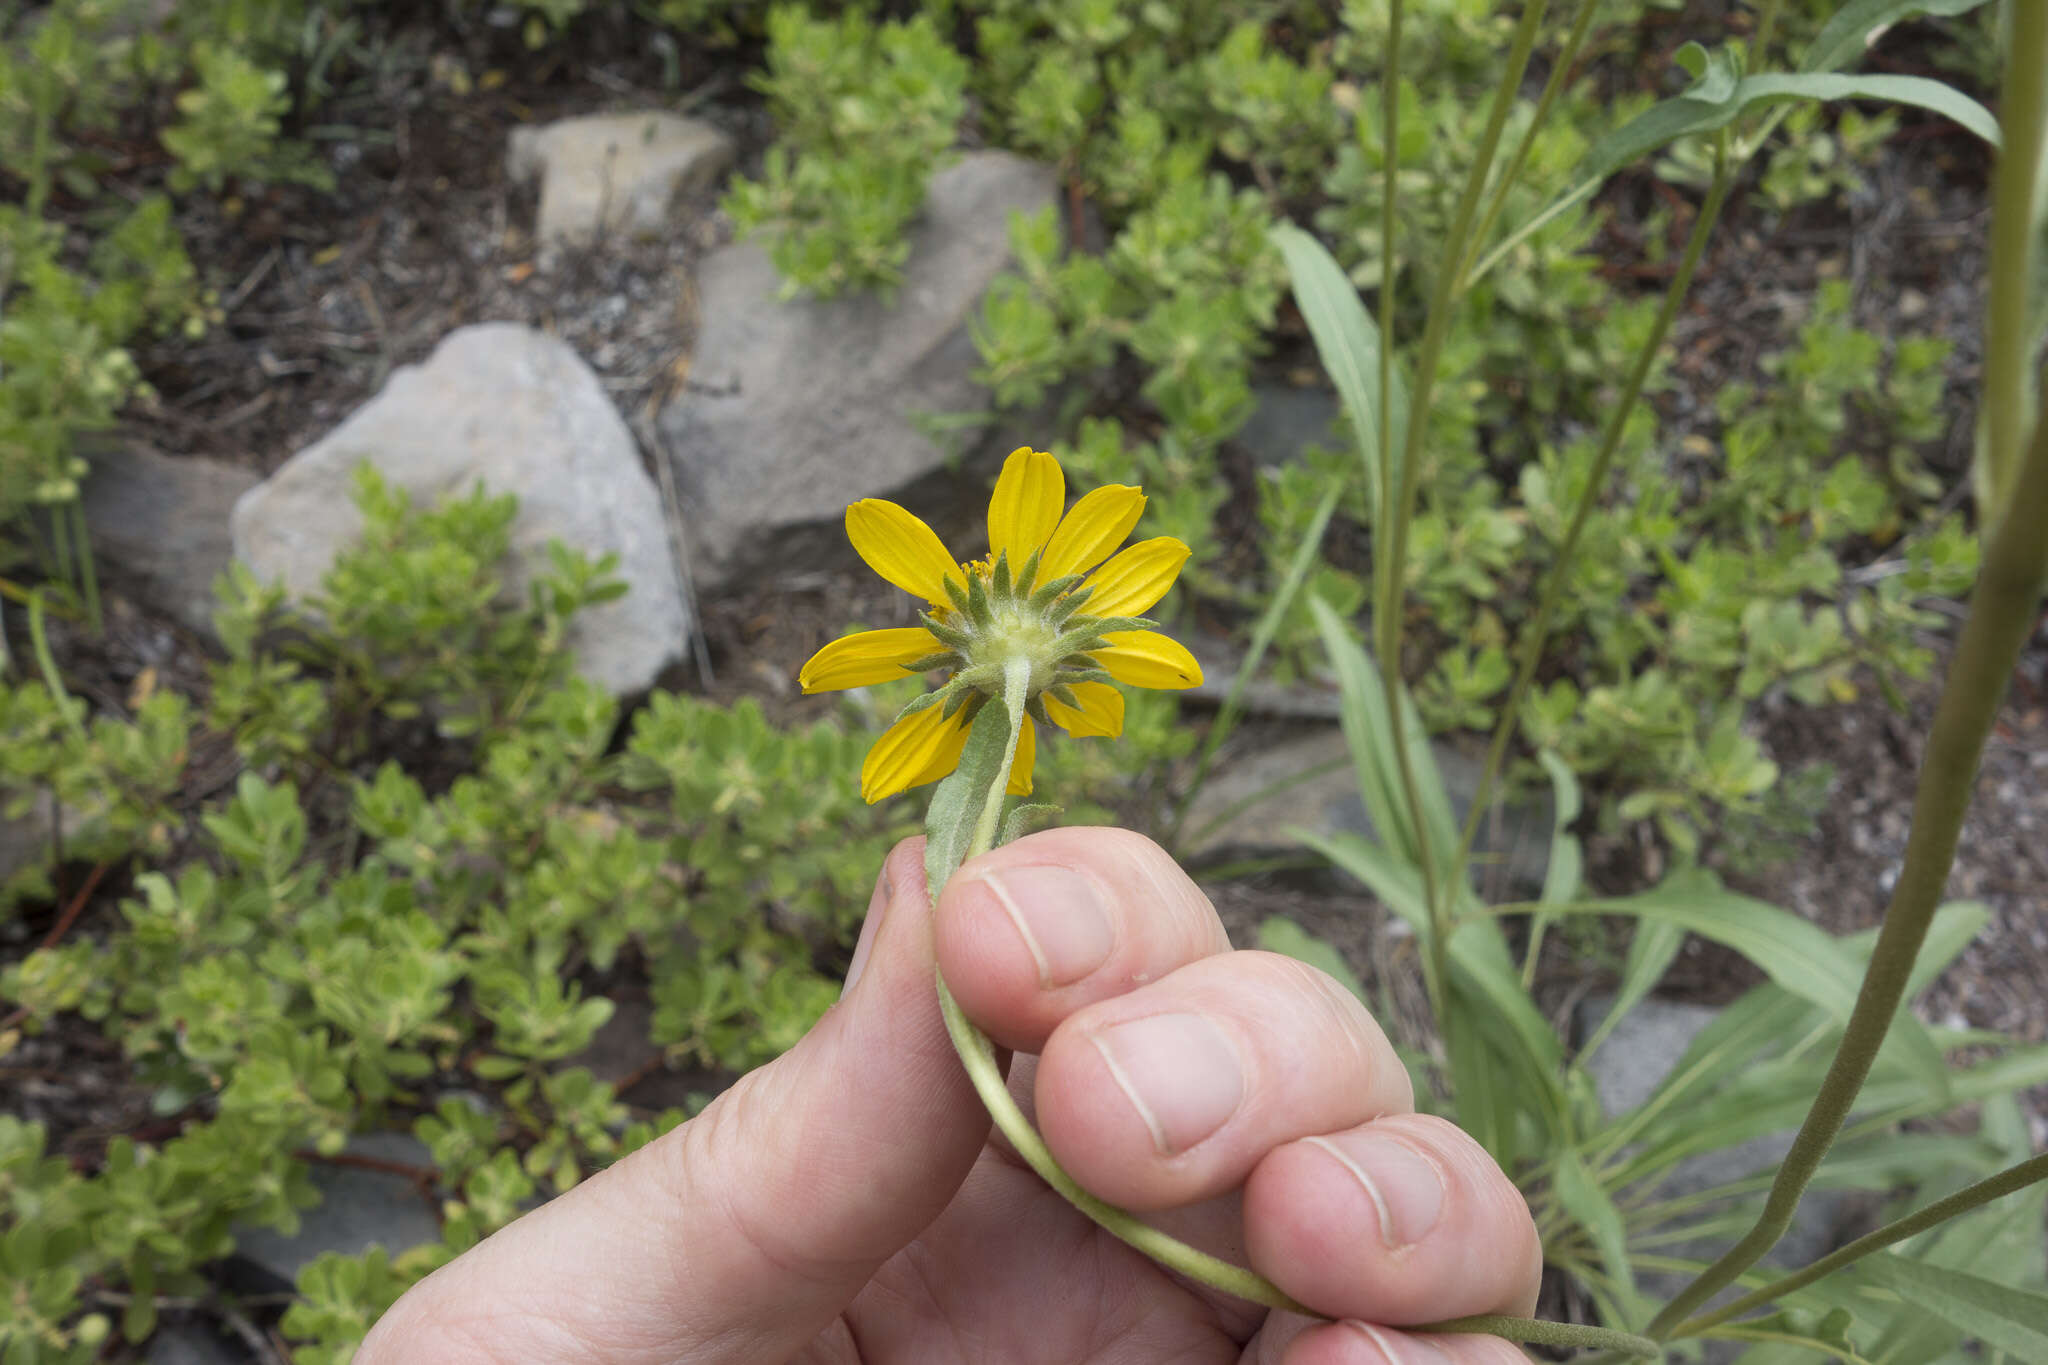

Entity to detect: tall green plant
[1267,0,2048,1357]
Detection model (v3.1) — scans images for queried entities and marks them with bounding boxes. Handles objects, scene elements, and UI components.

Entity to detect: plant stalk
[1645,378,2048,1338]
[1748,0,1787,69]
[1417,1312,1658,1358]
[1383,0,1547,1021]
[1978,0,2048,523]
[1458,0,1602,287]
[1454,141,1736,874]
[1670,1150,2048,1339]
[931,657,1316,1317]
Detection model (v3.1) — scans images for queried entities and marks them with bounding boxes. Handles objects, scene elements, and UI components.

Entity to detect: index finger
[934,825,1234,1054]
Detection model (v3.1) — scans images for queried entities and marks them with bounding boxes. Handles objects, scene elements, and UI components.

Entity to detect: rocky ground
[3,12,2044,1355]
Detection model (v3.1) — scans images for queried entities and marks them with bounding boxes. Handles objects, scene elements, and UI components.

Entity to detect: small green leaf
[999,803,1062,846]
[1256,916,1367,1004]
[924,698,1017,900]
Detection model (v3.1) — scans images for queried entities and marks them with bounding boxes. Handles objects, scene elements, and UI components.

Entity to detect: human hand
[357,828,1541,1363]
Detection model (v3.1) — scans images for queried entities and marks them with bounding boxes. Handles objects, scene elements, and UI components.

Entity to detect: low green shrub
[723,5,969,299]
[0,474,914,1360]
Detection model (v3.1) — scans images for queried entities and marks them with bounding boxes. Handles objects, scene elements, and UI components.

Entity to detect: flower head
[801,447,1204,803]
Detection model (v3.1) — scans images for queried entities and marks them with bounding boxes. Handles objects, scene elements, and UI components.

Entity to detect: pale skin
[358,828,1542,1364]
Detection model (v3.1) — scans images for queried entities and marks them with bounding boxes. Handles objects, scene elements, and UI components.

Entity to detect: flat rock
[231,323,688,696]
[658,150,1059,589]
[233,1131,440,1291]
[147,1324,243,1365]
[1180,726,1552,895]
[506,111,734,255]
[81,443,257,641]
[1238,383,1343,467]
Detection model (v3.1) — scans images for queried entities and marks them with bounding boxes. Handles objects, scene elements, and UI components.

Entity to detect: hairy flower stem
[1647,377,2048,1338]
[1418,1313,1657,1358]
[1980,0,2048,521]
[1454,143,1735,886]
[1671,1151,2048,1339]
[931,656,1317,1316]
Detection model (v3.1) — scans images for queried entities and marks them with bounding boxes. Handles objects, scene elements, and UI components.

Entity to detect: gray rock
[658,150,1059,589]
[231,323,688,696]
[234,1131,440,1290]
[0,807,50,904]
[506,111,734,255]
[1180,727,1552,895]
[147,1324,243,1365]
[1184,634,1344,721]
[81,443,257,641]
[1238,383,1343,467]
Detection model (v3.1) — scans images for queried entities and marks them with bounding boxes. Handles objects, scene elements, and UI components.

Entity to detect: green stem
[27,593,90,751]
[1379,0,1547,949]
[1417,1313,1658,1358]
[1454,140,1736,875]
[1645,377,2048,1339]
[69,499,101,635]
[931,976,1314,1315]
[932,655,1314,1315]
[1979,0,2048,524]
[1669,1151,2048,1340]
[1458,0,1602,288]
[1748,0,1787,69]
[1379,0,1404,537]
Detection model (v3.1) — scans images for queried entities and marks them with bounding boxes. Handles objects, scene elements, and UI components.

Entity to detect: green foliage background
[1,0,2039,1359]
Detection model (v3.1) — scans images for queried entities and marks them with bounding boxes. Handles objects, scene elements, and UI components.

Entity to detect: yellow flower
[800,447,1204,803]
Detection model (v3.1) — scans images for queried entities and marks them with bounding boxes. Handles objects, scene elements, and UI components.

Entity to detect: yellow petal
[846,499,966,606]
[1045,681,1123,738]
[987,448,1065,568]
[1042,484,1145,580]
[1076,538,1191,619]
[1006,715,1035,796]
[861,703,972,803]
[798,628,942,693]
[1091,631,1204,690]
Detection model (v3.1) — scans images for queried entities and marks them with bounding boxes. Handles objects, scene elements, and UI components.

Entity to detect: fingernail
[1309,1133,1445,1251]
[975,865,1113,988]
[1090,1013,1243,1154]
[841,866,891,998]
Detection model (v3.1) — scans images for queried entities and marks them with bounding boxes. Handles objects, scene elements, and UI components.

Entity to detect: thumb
[357,837,989,1364]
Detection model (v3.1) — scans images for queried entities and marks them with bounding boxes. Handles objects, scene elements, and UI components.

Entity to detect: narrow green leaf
[1802,0,1993,75]
[1555,1147,1641,1308]
[1307,597,1459,885]
[1583,869,1952,1100]
[1535,750,1583,908]
[1471,67,1998,287]
[1577,919,1685,1068]
[1736,72,1998,144]
[1257,916,1368,1005]
[924,701,1015,899]
[1854,1254,2048,1360]
[1271,224,1409,525]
